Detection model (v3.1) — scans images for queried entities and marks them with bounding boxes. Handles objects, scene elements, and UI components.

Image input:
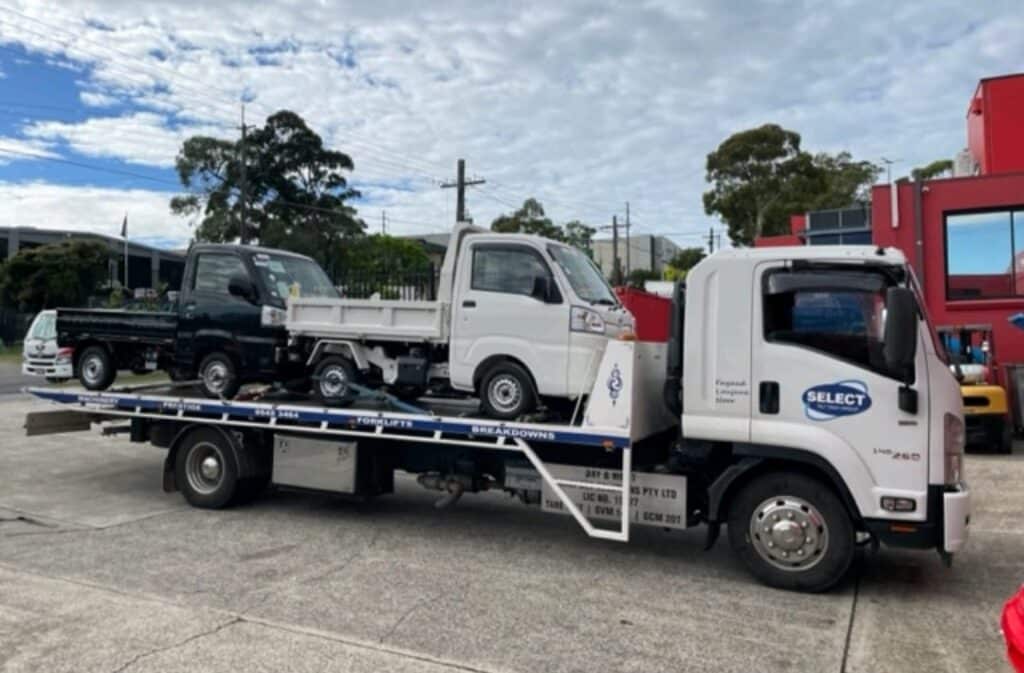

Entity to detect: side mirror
[228,273,256,302]
[531,275,551,302]
[884,287,918,380]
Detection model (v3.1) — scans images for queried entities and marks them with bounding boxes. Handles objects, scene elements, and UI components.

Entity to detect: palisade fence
[335,265,439,301]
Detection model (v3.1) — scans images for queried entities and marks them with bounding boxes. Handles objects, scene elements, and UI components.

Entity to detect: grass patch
[0,342,23,363]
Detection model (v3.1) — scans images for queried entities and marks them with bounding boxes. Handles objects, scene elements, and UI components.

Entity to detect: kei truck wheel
[175,428,240,509]
[727,471,855,592]
[312,356,357,407]
[198,352,240,399]
[479,361,536,420]
[77,345,116,390]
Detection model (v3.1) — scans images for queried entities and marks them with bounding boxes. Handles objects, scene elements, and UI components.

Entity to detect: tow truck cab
[676,246,969,585]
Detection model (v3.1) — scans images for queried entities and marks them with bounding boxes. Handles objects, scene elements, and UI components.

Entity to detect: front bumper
[22,361,73,379]
[942,482,971,553]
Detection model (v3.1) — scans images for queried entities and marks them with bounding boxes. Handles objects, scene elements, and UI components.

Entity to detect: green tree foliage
[911,159,954,181]
[490,199,596,253]
[626,268,661,288]
[0,240,109,311]
[171,110,364,270]
[338,234,432,276]
[666,247,706,273]
[703,124,880,246]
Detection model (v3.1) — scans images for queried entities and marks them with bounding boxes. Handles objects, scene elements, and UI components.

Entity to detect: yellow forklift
[938,325,1013,454]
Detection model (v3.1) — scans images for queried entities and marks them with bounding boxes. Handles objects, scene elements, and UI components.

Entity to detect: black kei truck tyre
[726,471,856,593]
[312,356,358,407]
[174,428,242,509]
[77,345,116,391]
[1000,419,1014,455]
[198,352,241,399]
[479,361,537,420]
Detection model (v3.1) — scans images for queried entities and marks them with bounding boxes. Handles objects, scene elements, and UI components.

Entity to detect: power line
[439,159,485,223]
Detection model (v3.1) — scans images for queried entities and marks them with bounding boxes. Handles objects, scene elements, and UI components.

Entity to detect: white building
[591,234,681,278]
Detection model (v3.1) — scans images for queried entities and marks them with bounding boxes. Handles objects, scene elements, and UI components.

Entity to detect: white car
[21,310,73,383]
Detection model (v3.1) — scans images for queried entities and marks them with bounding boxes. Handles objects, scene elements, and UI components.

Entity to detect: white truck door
[449,242,569,394]
[749,262,931,522]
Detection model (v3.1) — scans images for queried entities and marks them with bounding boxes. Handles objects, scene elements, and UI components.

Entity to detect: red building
[757,73,1024,382]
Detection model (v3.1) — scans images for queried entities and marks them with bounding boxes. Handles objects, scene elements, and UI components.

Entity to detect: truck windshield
[548,244,618,305]
[251,253,339,303]
[28,312,56,340]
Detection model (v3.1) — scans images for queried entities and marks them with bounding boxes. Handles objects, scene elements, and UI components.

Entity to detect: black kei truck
[57,244,341,398]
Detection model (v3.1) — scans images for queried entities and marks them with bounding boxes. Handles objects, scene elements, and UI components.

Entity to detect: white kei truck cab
[23,245,970,593]
[285,222,634,418]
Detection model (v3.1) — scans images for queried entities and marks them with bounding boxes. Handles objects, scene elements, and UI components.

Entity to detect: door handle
[759,381,780,414]
[183,303,196,319]
[462,300,476,308]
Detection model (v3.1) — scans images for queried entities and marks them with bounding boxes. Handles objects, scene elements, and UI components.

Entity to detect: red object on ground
[614,287,671,342]
[1005,586,1024,672]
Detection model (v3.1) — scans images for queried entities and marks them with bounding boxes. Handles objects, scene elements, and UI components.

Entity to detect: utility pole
[624,201,631,276]
[238,104,249,245]
[612,215,622,285]
[707,226,716,254]
[381,210,387,235]
[440,159,485,223]
[880,156,901,184]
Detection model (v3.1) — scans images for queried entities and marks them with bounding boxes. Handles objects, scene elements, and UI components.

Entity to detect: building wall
[871,173,1024,377]
[968,74,1024,176]
[592,235,680,277]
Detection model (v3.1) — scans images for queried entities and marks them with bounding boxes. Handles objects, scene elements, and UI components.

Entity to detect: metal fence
[336,266,439,301]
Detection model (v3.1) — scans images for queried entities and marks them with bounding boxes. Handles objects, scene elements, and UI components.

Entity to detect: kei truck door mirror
[531,275,550,302]
[884,286,918,381]
[228,273,256,302]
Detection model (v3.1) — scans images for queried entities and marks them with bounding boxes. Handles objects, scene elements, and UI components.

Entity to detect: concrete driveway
[0,395,1020,673]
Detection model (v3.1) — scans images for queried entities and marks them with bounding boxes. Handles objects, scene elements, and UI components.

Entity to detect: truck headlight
[261,305,287,328]
[943,412,965,484]
[570,306,605,334]
[55,347,73,364]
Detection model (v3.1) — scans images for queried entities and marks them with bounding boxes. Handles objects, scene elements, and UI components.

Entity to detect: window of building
[471,245,552,297]
[763,269,902,380]
[944,210,1022,300]
[193,254,248,296]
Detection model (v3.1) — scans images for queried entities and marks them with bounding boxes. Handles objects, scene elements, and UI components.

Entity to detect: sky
[0,0,1021,251]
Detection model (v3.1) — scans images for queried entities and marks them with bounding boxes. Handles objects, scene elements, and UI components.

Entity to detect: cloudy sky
[0,0,1021,250]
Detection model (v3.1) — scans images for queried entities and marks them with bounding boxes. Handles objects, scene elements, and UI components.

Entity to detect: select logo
[803,381,872,421]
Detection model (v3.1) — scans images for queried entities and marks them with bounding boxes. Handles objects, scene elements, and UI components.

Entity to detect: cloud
[22,112,230,168]
[0,137,60,163]
[79,90,119,107]
[0,181,190,243]
[0,0,1020,245]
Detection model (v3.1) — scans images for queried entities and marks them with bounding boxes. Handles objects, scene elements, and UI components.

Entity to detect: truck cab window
[193,254,248,296]
[764,270,902,379]
[471,246,553,297]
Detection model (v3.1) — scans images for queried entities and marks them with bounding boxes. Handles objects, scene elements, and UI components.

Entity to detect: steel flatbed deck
[25,384,636,541]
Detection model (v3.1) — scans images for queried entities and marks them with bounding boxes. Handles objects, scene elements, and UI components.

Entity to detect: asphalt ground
[0,393,1021,673]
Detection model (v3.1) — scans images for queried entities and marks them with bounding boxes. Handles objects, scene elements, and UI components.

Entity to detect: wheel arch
[472,354,539,396]
[709,444,864,528]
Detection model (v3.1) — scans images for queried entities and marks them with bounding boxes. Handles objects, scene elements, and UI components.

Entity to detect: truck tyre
[479,361,536,420]
[726,471,855,593]
[175,428,240,509]
[198,352,240,399]
[1000,420,1014,454]
[78,345,116,391]
[312,357,357,406]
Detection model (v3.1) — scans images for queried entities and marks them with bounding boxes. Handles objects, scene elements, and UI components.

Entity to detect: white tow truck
[24,245,971,592]
[286,222,634,418]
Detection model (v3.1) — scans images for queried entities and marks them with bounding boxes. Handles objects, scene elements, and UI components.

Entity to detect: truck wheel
[175,428,240,509]
[727,472,855,593]
[1000,420,1014,455]
[78,345,116,391]
[198,352,240,399]
[480,362,536,420]
[312,357,357,406]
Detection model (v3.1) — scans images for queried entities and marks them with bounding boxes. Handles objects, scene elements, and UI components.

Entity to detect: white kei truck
[285,222,635,418]
[23,245,971,592]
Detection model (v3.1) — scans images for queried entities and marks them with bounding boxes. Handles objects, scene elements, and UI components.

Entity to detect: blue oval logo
[803,381,871,421]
